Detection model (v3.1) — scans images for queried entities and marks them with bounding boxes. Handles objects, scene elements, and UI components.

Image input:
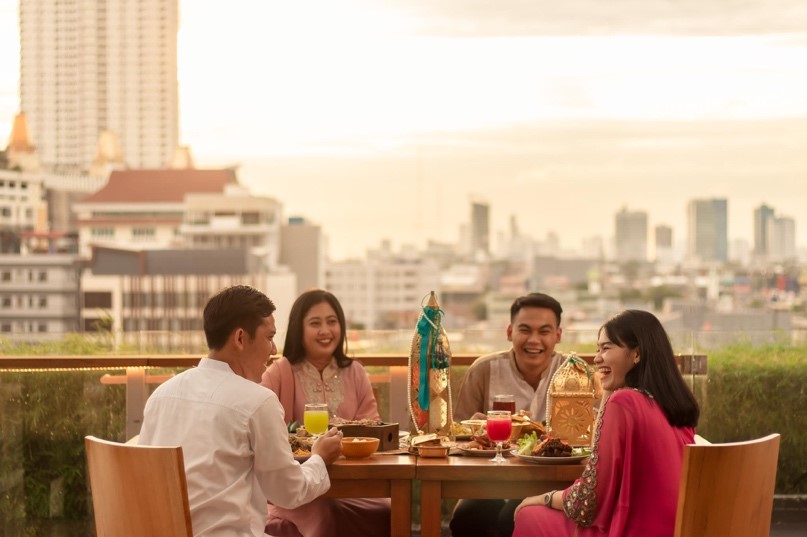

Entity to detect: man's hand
[311,427,343,465]
[514,495,546,519]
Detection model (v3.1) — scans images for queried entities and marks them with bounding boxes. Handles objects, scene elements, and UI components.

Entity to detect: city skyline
[1,0,807,258]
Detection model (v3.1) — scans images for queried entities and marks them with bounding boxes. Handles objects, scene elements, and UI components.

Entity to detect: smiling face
[241,314,277,383]
[594,327,638,392]
[302,301,342,363]
[506,306,562,379]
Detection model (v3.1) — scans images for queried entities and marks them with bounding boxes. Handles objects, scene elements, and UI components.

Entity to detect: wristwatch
[543,490,556,507]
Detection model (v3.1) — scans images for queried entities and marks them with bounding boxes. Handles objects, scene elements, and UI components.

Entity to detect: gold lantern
[546,352,600,446]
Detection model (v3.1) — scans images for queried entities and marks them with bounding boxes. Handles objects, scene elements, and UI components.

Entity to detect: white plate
[460,419,486,428]
[510,450,590,465]
[457,444,514,457]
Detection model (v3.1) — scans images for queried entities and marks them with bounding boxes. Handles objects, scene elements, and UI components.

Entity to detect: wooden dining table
[320,451,584,537]
[415,454,585,537]
[324,454,417,537]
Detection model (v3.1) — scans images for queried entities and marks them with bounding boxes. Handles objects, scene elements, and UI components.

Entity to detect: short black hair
[203,285,276,350]
[510,292,563,326]
[283,289,352,368]
[600,309,699,428]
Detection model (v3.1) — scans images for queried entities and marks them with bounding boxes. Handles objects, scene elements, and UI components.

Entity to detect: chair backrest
[674,433,780,537]
[85,435,193,537]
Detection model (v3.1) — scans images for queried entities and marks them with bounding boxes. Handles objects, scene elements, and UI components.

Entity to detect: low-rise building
[0,254,82,340]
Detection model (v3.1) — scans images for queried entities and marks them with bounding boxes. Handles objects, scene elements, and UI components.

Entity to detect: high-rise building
[768,216,796,261]
[280,217,325,292]
[753,204,775,257]
[614,207,647,262]
[655,225,672,249]
[687,198,728,264]
[654,224,674,265]
[19,0,179,173]
[470,201,490,259]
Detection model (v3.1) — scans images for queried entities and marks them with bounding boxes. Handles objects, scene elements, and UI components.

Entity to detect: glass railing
[1,328,804,534]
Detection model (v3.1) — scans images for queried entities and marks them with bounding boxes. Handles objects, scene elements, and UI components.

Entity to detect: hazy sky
[2,0,807,259]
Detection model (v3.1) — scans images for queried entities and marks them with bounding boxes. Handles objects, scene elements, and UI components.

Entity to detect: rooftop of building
[80,169,238,204]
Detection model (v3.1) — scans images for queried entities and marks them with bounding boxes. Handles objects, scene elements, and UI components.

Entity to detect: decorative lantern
[407,291,453,436]
[546,352,600,446]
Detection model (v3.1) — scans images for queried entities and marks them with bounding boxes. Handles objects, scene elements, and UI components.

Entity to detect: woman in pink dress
[513,310,700,537]
[262,289,390,537]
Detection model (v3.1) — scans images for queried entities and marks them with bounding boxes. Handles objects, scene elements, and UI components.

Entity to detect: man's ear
[231,328,247,350]
[556,327,563,343]
[506,323,513,342]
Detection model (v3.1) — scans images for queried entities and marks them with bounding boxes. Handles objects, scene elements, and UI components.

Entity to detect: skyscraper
[687,198,728,264]
[19,0,179,173]
[753,204,775,257]
[768,216,796,261]
[470,200,490,259]
[654,224,674,264]
[614,207,647,262]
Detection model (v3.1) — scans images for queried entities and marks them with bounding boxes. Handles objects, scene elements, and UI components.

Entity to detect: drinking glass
[492,394,516,414]
[486,410,512,464]
[303,403,329,439]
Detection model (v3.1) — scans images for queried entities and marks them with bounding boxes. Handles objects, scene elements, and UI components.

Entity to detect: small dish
[341,436,379,458]
[418,445,449,458]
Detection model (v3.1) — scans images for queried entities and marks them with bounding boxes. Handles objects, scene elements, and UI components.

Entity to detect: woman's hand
[514,494,546,519]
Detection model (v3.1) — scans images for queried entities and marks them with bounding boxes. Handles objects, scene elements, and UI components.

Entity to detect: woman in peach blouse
[262,289,389,537]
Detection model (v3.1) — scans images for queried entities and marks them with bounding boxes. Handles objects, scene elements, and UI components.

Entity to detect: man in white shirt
[451,292,565,537]
[139,285,342,536]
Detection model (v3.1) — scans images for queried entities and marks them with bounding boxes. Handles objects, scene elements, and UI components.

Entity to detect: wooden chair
[85,435,193,537]
[674,433,780,537]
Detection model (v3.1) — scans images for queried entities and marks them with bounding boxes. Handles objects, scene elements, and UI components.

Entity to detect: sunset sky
[2,0,807,258]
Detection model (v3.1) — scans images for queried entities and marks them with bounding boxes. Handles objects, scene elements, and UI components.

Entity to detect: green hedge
[696,342,807,494]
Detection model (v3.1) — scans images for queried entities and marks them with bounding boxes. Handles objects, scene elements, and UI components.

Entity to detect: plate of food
[451,421,474,441]
[511,451,589,464]
[289,433,312,462]
[457,441,514,457]
[514,433,591,464]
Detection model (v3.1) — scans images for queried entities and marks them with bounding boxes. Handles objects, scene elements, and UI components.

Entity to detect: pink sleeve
[562,394,629,529]
[261,362,281,392]
[261,358,295,425]
[349,362,381,421]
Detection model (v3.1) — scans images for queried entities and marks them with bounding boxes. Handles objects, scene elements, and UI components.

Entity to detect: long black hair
[283,289,352,368]
[600,310,699,428]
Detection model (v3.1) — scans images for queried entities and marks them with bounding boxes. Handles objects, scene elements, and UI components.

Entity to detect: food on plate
[517,432,572,457]
[532,436,573,457]
[410,433,442,447]
[451,422,473,437]
[513,411,548,436]
[409,433,449,453]
[288,433,313,458]
[462,430,512,450]
[332,417,383,426]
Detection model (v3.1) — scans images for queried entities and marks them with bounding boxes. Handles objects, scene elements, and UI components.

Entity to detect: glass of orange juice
[304,403,329,439]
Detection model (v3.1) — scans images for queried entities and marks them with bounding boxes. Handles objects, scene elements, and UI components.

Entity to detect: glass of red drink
[492,394,516,414]
[486,410,512,464]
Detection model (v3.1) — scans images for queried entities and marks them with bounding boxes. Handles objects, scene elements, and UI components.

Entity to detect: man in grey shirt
[451,292,564,537]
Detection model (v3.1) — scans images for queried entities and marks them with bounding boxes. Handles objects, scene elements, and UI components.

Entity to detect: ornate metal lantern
[546,352,600,446]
